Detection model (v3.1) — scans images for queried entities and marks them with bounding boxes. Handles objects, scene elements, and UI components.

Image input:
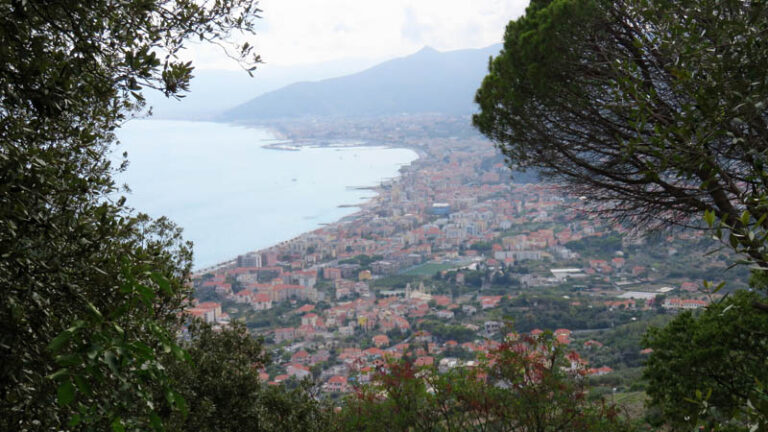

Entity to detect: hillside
[222,44,502,121]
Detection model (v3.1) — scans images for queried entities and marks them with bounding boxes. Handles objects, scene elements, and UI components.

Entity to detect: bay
[115,120,418,269]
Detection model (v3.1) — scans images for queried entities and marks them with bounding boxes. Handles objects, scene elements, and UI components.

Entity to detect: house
[584,340,603,349]
[271,284,309,302]
[413,330,432,343]
[301,313,319,327]
[251,293,272,310]
[588,366,613,376]
[295,304,315,314]
[663,298,708,310]
[296,325,316,339]
[432,295,452,307]
[186,301,222,324]
[213,283,232,296]
[604,299,636,310]
[372,334,390,348]
[311,350,331,364]
[185,307,215,323]
[484,321,501,334]
[323,267,342,280]
[273,374,290,384]
[414,356,434,367]
[363,347,384,359]
[439,357,460,373]
[479,296,502,310]
[325,375,348,393]
[291,350,310,364]
[273,327,296,343]
[286,363,312,380]
[554,328,571,345]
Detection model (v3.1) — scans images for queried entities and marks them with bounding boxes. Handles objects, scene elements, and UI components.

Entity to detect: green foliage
[3,208,193,430]
[565,235,623,257]
[370,274,418,290]
[336,334,636,431]
[416,320,476,343]
[339,254,383,267]
[469,241,493,252]
[0,0,261,429]
[476,3,768,427]
[580,316,672,370]
[504,295,637,332]
[165,321,331,432]
[643,290,768,430]
[474,0,768,268]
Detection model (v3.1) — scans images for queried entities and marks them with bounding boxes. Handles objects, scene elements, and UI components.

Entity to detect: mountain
[222,44,502,121]
[141,57,381,120]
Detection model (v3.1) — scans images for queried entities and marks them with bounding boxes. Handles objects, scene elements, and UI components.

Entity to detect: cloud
[186,0,529,69]
[401,7,432,45]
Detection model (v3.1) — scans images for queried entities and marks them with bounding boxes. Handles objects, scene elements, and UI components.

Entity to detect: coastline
[228,119,429,158]
[192,123,421,276]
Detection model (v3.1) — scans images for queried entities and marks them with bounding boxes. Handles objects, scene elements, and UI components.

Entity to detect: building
[430,203,451,216]
[325,375,348,393]
[237,252,262,268]
[663,298,708,310]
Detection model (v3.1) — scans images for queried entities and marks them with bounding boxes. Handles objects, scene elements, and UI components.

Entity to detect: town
[188,116,746,402]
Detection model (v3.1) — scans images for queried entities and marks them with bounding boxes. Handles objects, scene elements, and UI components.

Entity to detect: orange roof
[364,347,384,357]
[327,375,347,384]
[253,293,271,302]
[414,356,434,367]
[296,304,315,313]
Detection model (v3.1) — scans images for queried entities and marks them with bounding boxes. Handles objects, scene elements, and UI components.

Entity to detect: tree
[475,3,768,428]
[474,0,768,268]
[336,333,635,432]
[1,0,261,430]
[643,290,768,431]
[164,321,331,432]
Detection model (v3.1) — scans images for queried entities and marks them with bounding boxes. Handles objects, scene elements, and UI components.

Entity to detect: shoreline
[230,120,429,158]
[192,124,421,276]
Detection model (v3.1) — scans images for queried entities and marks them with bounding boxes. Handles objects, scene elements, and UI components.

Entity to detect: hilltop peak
[223,44,503,121]
[415,45,439,54]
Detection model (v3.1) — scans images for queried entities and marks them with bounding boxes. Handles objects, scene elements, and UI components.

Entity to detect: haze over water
[116,120,418,269]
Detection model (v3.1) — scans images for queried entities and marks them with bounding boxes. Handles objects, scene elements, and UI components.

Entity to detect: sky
[187,0,530,69]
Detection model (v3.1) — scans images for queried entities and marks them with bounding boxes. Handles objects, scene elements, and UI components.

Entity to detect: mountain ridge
[221,44,502,121]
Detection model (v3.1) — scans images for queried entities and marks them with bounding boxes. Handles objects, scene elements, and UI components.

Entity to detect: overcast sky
[188,0,529,69]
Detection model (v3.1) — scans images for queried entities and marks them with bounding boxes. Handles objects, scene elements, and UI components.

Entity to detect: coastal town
[188,117,744,398]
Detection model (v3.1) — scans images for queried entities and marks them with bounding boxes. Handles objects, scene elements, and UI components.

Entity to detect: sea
[114,119,418,269]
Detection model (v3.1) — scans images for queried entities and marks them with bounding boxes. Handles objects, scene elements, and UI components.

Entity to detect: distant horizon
[146,43,503,121]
